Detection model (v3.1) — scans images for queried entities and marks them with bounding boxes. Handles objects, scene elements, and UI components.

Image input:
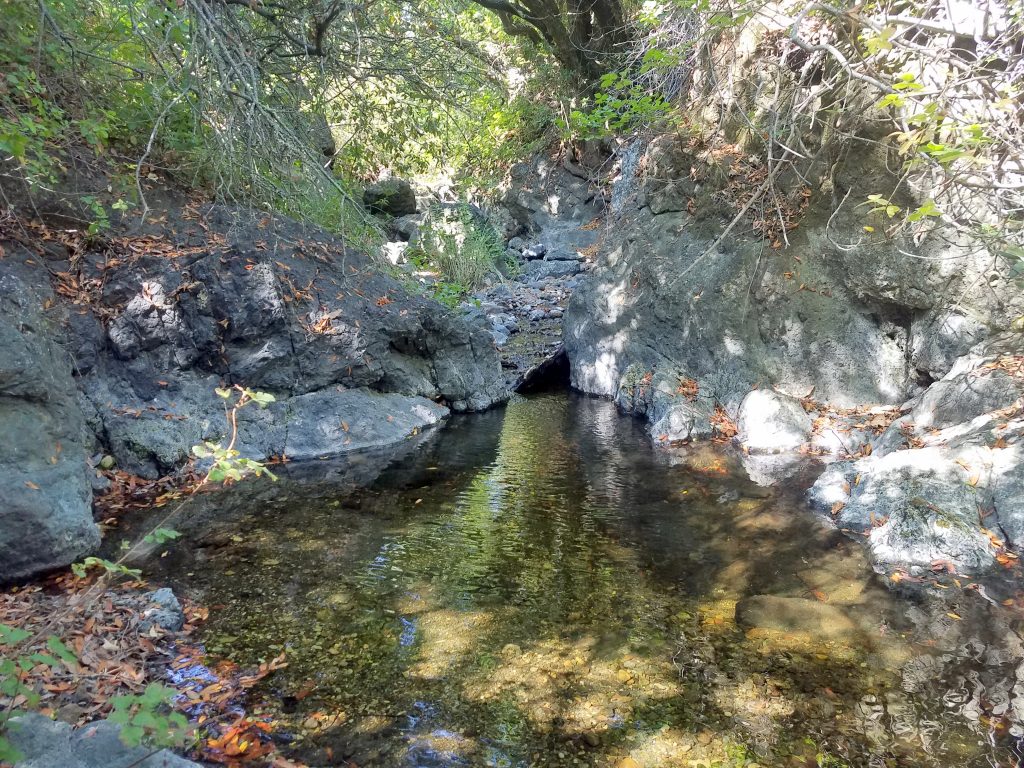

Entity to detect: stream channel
[136,391,1024,767]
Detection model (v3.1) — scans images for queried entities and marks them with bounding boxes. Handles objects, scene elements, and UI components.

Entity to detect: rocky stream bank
[3,137,1024,766]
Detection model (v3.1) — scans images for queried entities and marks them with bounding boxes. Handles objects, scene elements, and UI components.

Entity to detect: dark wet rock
[139,587,185,633]
[523,243,546,260]
[520,260,582,281]
[363,178,417,216]
[71,205,504,476]
[7,712,201,768]
[735,595,859,641]
[0,258,99,582]
[736,390,813,453]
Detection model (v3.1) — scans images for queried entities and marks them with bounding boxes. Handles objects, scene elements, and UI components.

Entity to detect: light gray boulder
[809,447,995,572]
[8,713,200,768]
[282,389,449,460]
[736,390,813,452]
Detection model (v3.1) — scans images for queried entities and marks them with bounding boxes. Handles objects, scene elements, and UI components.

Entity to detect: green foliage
[143,528,181,546]
[863,194,901,219]
[1,625,187,761]
[191,441,278,484]
[569,69,672,137]
[107,684,188,749]
[70,557,142,581]
[411,204,505,294]
[192,387,279,485]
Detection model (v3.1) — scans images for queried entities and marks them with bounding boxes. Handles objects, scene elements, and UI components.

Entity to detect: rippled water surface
[143,393,1024,767]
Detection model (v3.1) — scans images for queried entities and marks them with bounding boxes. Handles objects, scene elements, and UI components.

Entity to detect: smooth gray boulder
[363,177,417,217]
[736,390,813,452]
[282,389,448,460]
[7,713,199,768]
[0,260,98,582]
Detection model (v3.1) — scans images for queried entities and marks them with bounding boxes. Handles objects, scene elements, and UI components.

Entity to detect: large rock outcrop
[562,135,1022,445]
[67,205,505,478]
[1,202,507,579]
[0,259,98,582]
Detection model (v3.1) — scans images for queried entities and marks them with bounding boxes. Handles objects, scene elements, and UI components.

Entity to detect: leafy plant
[70,557,142,581]
[412,204,505,293]
[107,684,189,749]
[0,627,112,763]
[191,387,278,485]
[569,69,672,137]
[143,528,182,546]
[0,384,280,761]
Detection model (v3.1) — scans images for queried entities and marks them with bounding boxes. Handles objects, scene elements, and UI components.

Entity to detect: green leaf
[907,199,943,222]
[119,724,145,747]
[0,735,25,764]
[247,390,276,407]
[0,624,31,646]
[143,528,181,545]
[46,636,78,665]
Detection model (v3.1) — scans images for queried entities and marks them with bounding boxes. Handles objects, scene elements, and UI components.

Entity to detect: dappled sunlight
[405,606,497,681]
[138,393,1024,767]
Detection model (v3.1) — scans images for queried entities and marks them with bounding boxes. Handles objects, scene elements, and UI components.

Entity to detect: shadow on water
[136,393,1024,768]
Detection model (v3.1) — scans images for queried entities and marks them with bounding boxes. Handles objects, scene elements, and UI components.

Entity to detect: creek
[137,392,1024,767]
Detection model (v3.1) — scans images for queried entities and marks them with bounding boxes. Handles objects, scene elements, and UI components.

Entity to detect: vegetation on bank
[2,0,1020,272]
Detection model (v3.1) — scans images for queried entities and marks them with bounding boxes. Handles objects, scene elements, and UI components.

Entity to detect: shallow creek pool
[140,392,1024,767]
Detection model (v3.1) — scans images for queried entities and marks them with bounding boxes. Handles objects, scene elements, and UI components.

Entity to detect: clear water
[141,392,1024,767]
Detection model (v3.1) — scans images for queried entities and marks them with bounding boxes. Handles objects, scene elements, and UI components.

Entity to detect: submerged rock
[735,595,859,642]
[0,260,99,582]
[8,713,200,768]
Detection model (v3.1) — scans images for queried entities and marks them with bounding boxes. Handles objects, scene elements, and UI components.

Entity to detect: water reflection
[143,393,1024,767]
